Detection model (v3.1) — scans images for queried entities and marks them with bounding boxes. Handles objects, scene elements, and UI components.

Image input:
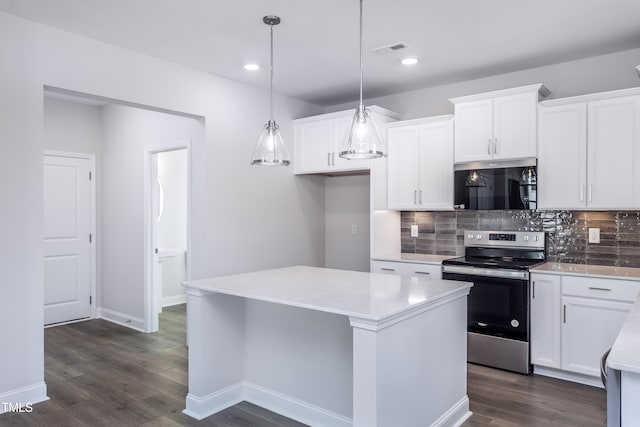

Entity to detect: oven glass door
[444,272,528,340]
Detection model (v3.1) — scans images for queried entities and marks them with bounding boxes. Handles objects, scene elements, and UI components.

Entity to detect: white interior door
[43,154,92,325]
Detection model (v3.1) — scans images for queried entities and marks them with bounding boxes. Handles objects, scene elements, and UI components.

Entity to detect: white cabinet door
[562,296,632,377]
[332,114,369,172]
[587,95,640,209]
[294,119,333,173]
[453,99,493,163]
[44,155,92,325]
[537,103,588,209]
[530,274,561,368]
[493,92,538,160]
[388,118,454,211]
[418,120,454,210]
[388,126,421,210]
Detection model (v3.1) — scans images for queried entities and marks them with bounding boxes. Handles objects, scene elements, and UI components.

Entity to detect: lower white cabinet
[530,272,640,386]
[561,296,632,377]
[530,274,561,368]
[372,260,442,280]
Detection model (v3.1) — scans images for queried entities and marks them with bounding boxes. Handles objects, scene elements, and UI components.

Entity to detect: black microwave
[454,165,537,210]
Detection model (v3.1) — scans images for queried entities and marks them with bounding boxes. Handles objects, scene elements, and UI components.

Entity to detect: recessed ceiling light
[244,63,260,71]
[401,57,418,66]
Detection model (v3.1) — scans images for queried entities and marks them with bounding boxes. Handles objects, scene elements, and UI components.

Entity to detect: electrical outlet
[351,224,357,235]
[588,228,600,244]
[410,224,419,238]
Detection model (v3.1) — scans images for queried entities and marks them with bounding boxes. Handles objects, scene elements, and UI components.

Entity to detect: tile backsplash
[401,210,640,268]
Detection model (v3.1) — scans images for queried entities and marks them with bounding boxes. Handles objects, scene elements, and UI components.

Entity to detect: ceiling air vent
[371,42,408,55]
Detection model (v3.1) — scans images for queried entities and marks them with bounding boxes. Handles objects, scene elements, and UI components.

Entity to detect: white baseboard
[432,395,472,427]
[183,383,244,420]
[97,307,145,332]
[0,382,48,414]
[533,365,604,388]
[184,382,351,426]
[245,382,352,427]
[162,294,186,307]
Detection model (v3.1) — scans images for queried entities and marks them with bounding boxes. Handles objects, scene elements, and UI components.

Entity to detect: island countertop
[183,265,471,322]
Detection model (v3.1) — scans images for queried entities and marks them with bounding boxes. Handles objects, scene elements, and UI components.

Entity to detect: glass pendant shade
[251,120,290,166]
[339,0,385,160]
[520,166,537,185]
[465,170,486,187]
[339,105,385,159]
[250,15,290,166]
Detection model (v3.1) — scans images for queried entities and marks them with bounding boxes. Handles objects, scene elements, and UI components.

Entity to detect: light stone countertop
[183,265,471,322]
[608,297,640,374]
[531,262,640,280]
[372,253,456,265]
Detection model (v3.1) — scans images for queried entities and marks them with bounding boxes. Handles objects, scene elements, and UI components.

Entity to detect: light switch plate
[410,224,419,238]
[588,228,600,244]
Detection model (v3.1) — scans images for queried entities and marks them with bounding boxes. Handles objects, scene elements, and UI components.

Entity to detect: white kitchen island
[182,266,472,427]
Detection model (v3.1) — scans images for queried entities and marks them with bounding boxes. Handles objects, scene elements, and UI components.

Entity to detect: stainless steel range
[442,230,546,374]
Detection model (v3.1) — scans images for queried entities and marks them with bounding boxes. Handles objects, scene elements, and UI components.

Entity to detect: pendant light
[519,166,537,186]
[250,16,291,166]
[465,170,486,187]
[339,0,385,160]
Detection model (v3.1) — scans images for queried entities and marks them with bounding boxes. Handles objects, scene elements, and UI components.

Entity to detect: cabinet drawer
[562,276,640,302]
[372,260,442,279]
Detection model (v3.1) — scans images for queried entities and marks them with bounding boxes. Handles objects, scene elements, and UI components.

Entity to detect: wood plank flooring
[0,304,606,426]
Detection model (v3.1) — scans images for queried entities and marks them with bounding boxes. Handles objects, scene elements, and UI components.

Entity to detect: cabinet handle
[381,268,395,272]
[327,153,331,166]
[580,185,585,203]
[419,190,423,204]
[494,138,498,155]
[589,287,611,292]
[487,139,491,155]
[532,281,535,299]
[588,184,593,203]
[332,152,336,166]
[414,271,430,275]
[414,190,418,205]
[563,304,567,323]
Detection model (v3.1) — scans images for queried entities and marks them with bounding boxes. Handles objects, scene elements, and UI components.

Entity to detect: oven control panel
[464,230,545,249]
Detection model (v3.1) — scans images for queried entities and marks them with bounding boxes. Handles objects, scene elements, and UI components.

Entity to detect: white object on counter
[182,266,472,427]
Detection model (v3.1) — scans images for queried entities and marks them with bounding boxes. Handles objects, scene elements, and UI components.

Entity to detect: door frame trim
[43,150,97,321]
[143,141,192,333]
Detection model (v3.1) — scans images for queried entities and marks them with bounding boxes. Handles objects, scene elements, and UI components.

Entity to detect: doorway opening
[145,143,191,333]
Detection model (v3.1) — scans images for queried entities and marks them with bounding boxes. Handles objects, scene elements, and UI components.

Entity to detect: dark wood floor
[0,304,606,426]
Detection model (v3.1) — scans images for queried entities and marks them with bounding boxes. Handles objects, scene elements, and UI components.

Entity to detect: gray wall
[0,9,324,402]
[327,48,640,119]
[325,175,371,272]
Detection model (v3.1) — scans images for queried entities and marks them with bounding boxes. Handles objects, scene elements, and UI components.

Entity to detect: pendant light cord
[358,0,364,108]
[269,23,275,123]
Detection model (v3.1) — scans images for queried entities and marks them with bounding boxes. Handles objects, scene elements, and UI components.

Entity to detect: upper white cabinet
[538,88,640,209]
[450,84,549,163]
[293,106,400,175]
[387,116,454,210]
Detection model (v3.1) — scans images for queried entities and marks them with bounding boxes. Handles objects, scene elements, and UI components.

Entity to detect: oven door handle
[442,264,529,280]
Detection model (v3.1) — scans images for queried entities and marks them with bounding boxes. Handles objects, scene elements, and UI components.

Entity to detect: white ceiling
[2,0,640,106]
